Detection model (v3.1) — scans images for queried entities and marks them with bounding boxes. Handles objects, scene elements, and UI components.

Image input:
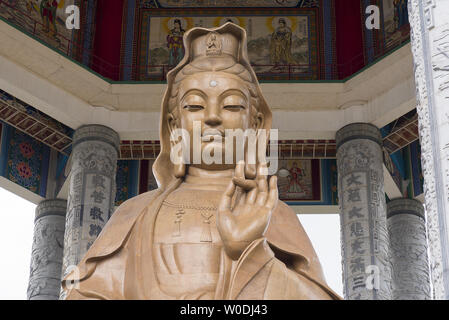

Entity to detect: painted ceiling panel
[142,0,319,8]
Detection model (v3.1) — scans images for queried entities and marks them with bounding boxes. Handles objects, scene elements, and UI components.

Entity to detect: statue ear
[167,113,178,133]
[245,112,258,179]
[255,111,264,130]
[174,161,186,178]
[246,111,266,178]
[250,103,264,130]
[167,113,186,178]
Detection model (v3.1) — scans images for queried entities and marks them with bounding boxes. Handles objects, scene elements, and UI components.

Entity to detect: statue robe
[62,180,341,300]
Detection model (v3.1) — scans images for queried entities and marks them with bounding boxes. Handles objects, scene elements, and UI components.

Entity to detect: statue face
[170,71,263,170]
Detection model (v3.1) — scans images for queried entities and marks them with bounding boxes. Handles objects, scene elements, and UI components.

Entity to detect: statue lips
[201,129,224,142]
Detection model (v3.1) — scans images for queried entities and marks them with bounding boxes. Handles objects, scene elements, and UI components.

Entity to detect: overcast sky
[0,187,342,300]
[299,214,343,296]
[0,187,35,300]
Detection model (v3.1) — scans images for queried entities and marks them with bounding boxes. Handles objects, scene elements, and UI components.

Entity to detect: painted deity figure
[288,162,305,193]
[393,0,409,30]
[62,23,340,300]
[167,19,186,66]
[26,0,35,14]
[40,0,58,36]
[270,18,295,66]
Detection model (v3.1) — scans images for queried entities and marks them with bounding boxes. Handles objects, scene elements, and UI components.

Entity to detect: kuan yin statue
[62,23,340,300]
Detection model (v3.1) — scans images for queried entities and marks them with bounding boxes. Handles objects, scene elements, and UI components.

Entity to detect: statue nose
[205,106,222,126]
[205,114,222,126]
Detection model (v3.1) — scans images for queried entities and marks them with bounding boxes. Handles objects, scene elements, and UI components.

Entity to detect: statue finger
[234,185,246,207]
[232,177,257,191]
[256,191,267,206]
[219,180,235,212]
[256,173,268,205]
[265,176,278,209]
[246,187,257,204]
[257,162,269,179]
[235,160,245,180]
[237,188,247,206]
[257,167,268,191]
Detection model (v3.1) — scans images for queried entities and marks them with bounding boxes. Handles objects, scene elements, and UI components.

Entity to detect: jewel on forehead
[209,80,218,87]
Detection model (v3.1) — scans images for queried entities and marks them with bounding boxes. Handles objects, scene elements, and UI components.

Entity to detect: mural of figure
[400,0,409,27]
[288,162,305,193]
[26,0,35,14]
[270,18,295,66]
[167,19,185,66]
[393,0,408,30]
[40,0,58,36]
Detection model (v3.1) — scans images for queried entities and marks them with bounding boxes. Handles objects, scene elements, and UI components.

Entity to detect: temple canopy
[0,0,444,300]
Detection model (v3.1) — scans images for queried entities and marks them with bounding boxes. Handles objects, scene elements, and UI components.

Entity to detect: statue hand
[217,161,278,260]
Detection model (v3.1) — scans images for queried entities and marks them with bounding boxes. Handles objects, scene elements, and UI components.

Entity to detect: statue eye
[224,105,245,111]
[184,105,204,111]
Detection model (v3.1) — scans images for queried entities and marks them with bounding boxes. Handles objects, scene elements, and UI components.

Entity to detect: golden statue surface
[63,23,340,300]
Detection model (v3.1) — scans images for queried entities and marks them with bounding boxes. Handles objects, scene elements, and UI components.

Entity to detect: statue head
[153,23,272,189]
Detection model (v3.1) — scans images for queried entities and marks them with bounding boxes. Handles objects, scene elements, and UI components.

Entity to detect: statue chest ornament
[153,187,224,244]
[157,199,218,243]
[152,186,227,298]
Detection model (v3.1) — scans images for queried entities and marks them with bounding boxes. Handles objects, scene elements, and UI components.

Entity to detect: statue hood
[153,22,272,189]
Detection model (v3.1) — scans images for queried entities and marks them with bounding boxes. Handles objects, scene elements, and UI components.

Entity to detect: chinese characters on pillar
[82,173,112,251]
[338,139,392,300]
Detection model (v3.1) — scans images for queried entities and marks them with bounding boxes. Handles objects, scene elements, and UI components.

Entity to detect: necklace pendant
[200,211,213,242]
[173,209,185,237]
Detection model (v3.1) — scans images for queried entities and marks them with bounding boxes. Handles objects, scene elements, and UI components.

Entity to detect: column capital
[336,123,382,149]
[73,125,120,154]
[35,199,67,222]
[387,198,425,220]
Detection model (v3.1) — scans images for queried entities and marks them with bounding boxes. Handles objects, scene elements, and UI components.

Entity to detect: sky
[0,186,343,300]
[0,187,36,300]
[298,214,343,296]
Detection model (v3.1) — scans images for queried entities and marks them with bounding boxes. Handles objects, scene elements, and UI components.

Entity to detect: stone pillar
[407,0,449,299]
[27,199,67,300]
[336,123,392,300]
[387,198,431,300]
[61,125,119,280]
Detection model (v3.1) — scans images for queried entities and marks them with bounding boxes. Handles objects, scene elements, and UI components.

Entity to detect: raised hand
[217,160,278,260]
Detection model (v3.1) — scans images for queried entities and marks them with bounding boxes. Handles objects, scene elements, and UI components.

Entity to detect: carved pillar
[387,198,431,300]
[407,0,449,299]
[27,199,67,300]
[61,125,119,281]
[336,123,392,300]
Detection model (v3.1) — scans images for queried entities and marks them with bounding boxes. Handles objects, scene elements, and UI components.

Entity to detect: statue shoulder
[114,188,161,214]
[266,200,314,265]
[83,188,163,259]
[267,201,335,295]
[271,200,300,226]
[63,188,164,290]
